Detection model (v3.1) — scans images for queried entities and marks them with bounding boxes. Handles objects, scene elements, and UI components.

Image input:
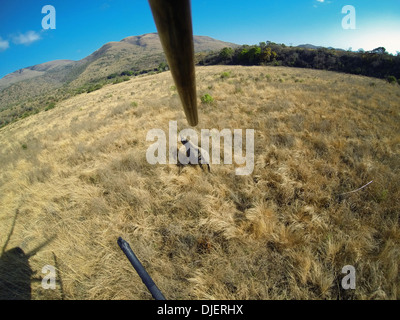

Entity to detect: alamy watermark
[41,264,56,290]
[342,5,356,30]
[146,121,255,175]
[42,5,56,30]
[341,265,356,290]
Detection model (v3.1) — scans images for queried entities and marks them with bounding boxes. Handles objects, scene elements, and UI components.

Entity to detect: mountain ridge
[0,33,238,87]
[0,33,239,126]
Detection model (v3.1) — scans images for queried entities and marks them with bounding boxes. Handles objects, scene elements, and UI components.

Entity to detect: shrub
[158,62,169,72]
[107,73,118,79]
[112,76,129,84]
[121,70,134,76]
[220,71,231,79]
[201,94,214,104]
[387,75,397,84]
[87,83,103,93]
[45,102,56,111]
[75,87,87,94]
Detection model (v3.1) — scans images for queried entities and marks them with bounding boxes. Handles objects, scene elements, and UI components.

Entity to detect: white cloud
[12,31,41,45]
[0,37,9,51]
[314,0,326,7]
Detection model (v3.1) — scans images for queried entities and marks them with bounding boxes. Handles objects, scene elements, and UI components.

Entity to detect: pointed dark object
[117,237,166,300]
[148,0,198,126]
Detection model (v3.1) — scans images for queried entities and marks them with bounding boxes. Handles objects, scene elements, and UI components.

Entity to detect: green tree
[247,47,261,64]
[259,42,267,51]
[219,47,234,61]
[238,48,249,64]
[371,47,387,55]
[261,47,277,63]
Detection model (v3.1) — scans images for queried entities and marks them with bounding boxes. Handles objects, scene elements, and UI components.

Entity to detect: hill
[0,33,238,127]
[0,33,237,90]
[0,60,75,90]
[296,44,343,51]
[0,65,399,300]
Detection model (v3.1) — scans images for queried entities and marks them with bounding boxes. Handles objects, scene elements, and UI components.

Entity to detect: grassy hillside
[0,66,399,300]
[0,34,238,128]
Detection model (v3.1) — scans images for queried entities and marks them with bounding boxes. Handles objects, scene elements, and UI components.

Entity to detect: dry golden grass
[0,66,399,300]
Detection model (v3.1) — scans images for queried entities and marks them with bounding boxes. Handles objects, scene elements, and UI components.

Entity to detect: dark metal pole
[117,237,166,300]
[148,0,198,127]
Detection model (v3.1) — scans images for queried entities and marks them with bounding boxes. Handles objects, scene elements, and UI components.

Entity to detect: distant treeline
[199,42,400,83]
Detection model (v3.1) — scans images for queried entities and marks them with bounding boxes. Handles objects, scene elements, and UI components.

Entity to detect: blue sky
[0,0,399,78]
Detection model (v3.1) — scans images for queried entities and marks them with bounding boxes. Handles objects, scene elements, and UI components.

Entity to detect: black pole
[117,237,166,300]
[148,0,198,127]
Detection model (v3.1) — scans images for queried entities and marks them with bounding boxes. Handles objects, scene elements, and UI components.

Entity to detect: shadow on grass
[0,247,33,300]
[0,209,56,300]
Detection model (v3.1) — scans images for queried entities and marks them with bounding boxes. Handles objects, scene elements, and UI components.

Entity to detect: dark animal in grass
[179,137,211,173]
